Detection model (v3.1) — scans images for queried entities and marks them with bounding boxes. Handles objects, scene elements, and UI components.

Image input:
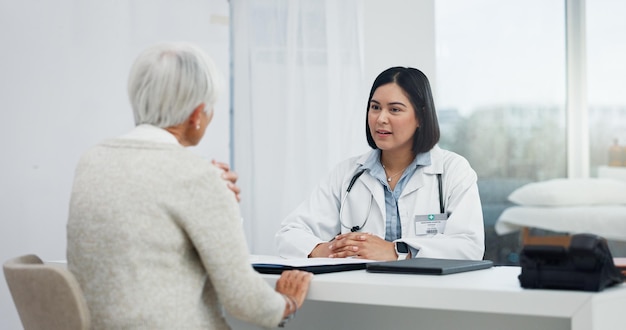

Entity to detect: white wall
[231,0,436,255]
[0,0,435,327]
[363,0,436,92]
[0,1,230,328]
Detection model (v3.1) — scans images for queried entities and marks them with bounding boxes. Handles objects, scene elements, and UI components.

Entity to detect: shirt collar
[360,149,432,172]
[119,124,180,145]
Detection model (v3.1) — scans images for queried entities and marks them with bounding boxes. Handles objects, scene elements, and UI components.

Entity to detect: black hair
[365,67,440,154]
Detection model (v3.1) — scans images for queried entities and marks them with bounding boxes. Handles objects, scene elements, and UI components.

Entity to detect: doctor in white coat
[276,67,484,261]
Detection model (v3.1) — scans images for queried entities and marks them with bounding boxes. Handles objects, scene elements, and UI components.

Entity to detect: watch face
[396,242,409,254]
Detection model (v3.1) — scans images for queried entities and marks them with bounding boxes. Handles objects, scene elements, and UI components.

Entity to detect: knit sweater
[67,137,284,329]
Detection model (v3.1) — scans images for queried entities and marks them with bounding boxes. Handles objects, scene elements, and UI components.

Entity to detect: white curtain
[231,0,367,254]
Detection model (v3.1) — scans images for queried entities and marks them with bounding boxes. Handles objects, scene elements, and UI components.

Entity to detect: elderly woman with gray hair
[67,42,311,329]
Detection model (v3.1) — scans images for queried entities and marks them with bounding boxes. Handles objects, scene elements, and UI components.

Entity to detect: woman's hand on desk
[275,270,313,318]
[312,233,398,261]
[212,160,241,202]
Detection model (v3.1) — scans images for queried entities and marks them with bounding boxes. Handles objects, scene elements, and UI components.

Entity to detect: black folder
[253,262,367,275]
[366,257,493,275]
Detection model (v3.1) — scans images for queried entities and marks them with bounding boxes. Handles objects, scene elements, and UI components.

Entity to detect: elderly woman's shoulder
[88,137,218,175]
[168,147,219,175]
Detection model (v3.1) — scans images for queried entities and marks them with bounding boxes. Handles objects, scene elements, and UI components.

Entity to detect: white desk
[228,266,626,330]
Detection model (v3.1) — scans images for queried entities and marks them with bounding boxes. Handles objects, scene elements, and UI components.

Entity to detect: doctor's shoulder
[437,147,477,178]
[328,153,369,179]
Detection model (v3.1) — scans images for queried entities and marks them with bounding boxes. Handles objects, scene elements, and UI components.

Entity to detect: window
[435,0,566,264]
[587,0,626,173]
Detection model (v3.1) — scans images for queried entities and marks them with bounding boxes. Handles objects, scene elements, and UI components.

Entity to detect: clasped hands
[309,232,399,261]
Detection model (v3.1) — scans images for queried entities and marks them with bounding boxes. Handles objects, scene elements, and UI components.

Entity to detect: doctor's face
[367,83,419,154]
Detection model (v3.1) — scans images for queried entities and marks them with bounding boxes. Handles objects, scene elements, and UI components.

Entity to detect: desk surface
[259,265,626,319]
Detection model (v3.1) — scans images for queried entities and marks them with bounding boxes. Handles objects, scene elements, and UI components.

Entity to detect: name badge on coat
[414,213,448,235]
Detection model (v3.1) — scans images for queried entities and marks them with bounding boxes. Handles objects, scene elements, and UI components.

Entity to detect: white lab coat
[275,146,485,260]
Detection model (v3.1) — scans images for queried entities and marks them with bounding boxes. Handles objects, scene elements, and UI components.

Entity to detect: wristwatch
[278,294,297,328]
[278,312,295,328]
[395,241,409,260]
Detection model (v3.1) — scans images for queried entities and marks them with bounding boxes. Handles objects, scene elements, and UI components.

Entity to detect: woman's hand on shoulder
[212,159,241,202]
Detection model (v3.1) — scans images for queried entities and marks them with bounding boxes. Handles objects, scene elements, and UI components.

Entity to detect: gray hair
[128,42,222,127]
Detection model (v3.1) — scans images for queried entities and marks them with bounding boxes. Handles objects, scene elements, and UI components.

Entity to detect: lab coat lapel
[341,170,385,235]
[353,151,386,218]
[400,146,443,198]
[400,146,444,199]
[359,174,385,216]
[401,169,425,197]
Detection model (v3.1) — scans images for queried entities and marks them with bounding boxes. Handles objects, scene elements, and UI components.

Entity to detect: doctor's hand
[212,160,241,202]
[327,233,398,261]
[308,241,334,258]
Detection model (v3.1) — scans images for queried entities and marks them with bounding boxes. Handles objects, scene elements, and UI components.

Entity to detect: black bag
[518,233,624,292]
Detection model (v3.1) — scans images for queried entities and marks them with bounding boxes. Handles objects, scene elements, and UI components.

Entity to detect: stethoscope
[338,170,369,232]
[338,169,444,232]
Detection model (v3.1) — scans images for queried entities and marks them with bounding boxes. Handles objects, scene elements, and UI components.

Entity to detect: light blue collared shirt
[360,149,432,241]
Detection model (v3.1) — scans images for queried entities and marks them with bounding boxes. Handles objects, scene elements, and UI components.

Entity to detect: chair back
[3,254,90,330]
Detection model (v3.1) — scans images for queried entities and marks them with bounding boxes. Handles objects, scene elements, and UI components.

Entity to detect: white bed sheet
[495,205,626,242]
